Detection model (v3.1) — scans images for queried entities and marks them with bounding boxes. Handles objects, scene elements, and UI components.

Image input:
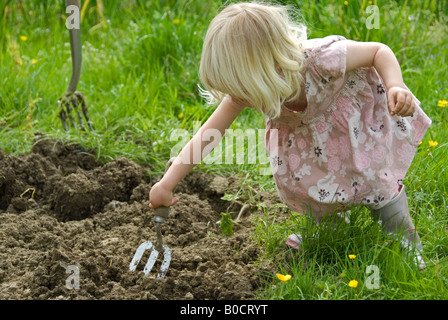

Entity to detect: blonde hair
[199,1,307,119]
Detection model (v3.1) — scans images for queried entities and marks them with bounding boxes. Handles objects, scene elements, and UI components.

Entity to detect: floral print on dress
[265,35,432,218]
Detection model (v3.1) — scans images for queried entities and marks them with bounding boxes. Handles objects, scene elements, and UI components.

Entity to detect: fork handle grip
[154,206,170,219]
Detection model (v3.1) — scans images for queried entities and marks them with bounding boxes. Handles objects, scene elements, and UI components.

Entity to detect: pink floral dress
[265,35,432,218]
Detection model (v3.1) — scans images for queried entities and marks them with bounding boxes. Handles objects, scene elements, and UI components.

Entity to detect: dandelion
[348,255,359,288]
[428,141,438,147]
[344,1,349,5]
[173,19,180,24]
[276,273,292,282]
[20,35,28,41]
[178,112,184,119]
[437,100,448,107]
[31,59,38,64]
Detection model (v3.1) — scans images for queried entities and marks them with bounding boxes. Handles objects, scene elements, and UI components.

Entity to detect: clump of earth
[0,134,282,299]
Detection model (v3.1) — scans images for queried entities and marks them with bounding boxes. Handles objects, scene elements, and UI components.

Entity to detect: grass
[1,0,448,299]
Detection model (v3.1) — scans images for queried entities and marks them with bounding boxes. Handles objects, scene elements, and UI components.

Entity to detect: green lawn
[1,0,447,299]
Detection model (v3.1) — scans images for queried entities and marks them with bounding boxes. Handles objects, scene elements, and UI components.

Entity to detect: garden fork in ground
[58,0,94,131]
[129,206,171,279]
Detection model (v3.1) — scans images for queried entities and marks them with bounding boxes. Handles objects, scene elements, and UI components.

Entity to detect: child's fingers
[393,91,406,115]
[149,197,178,209]
[171,197,179,206]
[388,92,396,115]
[398,95,414,116]
[388,88,415,117]
[394,94,414,117]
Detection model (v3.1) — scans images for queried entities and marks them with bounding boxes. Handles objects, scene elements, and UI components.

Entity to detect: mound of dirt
[0,136,280,300]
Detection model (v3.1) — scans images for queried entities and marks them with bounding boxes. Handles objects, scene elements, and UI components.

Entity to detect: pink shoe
[285,234,303,250]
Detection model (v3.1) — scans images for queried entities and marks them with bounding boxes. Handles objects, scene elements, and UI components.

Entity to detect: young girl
[149,2,431,269]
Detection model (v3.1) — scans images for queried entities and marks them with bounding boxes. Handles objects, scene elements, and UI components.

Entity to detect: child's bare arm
[149,95,244,208]
[345,40,415,117]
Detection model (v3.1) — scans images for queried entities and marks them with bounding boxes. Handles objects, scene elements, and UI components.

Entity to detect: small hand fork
[129,158,176,278]
[129,206,171,279]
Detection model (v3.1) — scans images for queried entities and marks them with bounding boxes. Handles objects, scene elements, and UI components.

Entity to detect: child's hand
[149,181,179,209]
[388,86,416,117]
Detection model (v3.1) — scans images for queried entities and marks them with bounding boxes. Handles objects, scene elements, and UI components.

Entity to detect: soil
[0,134,281,300]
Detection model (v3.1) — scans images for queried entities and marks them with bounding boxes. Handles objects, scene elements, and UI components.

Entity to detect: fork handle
[154,206,170,220]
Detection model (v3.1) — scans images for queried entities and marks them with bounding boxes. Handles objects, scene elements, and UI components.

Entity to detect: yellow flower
[438,100,448,107]
[178,112,184,119]
[348,280,358,288]
[173,19,180,24]
[20,35,28,41]
[31,59,38,64]
[348,254,356,259]
[277,273,292,282]
[344,1,349,5]
[428,141,438,147]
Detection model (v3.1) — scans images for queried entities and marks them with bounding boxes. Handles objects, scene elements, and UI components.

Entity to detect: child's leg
[371,185,426,269]
[315,211,350,226]
[285,211,350,250]
[285,233,303,250]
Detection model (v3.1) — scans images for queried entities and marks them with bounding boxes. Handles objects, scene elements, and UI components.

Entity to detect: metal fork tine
[129,241,153,272]
[142,247,159,275]
[129,242,171,278]
[157,245,171,279]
